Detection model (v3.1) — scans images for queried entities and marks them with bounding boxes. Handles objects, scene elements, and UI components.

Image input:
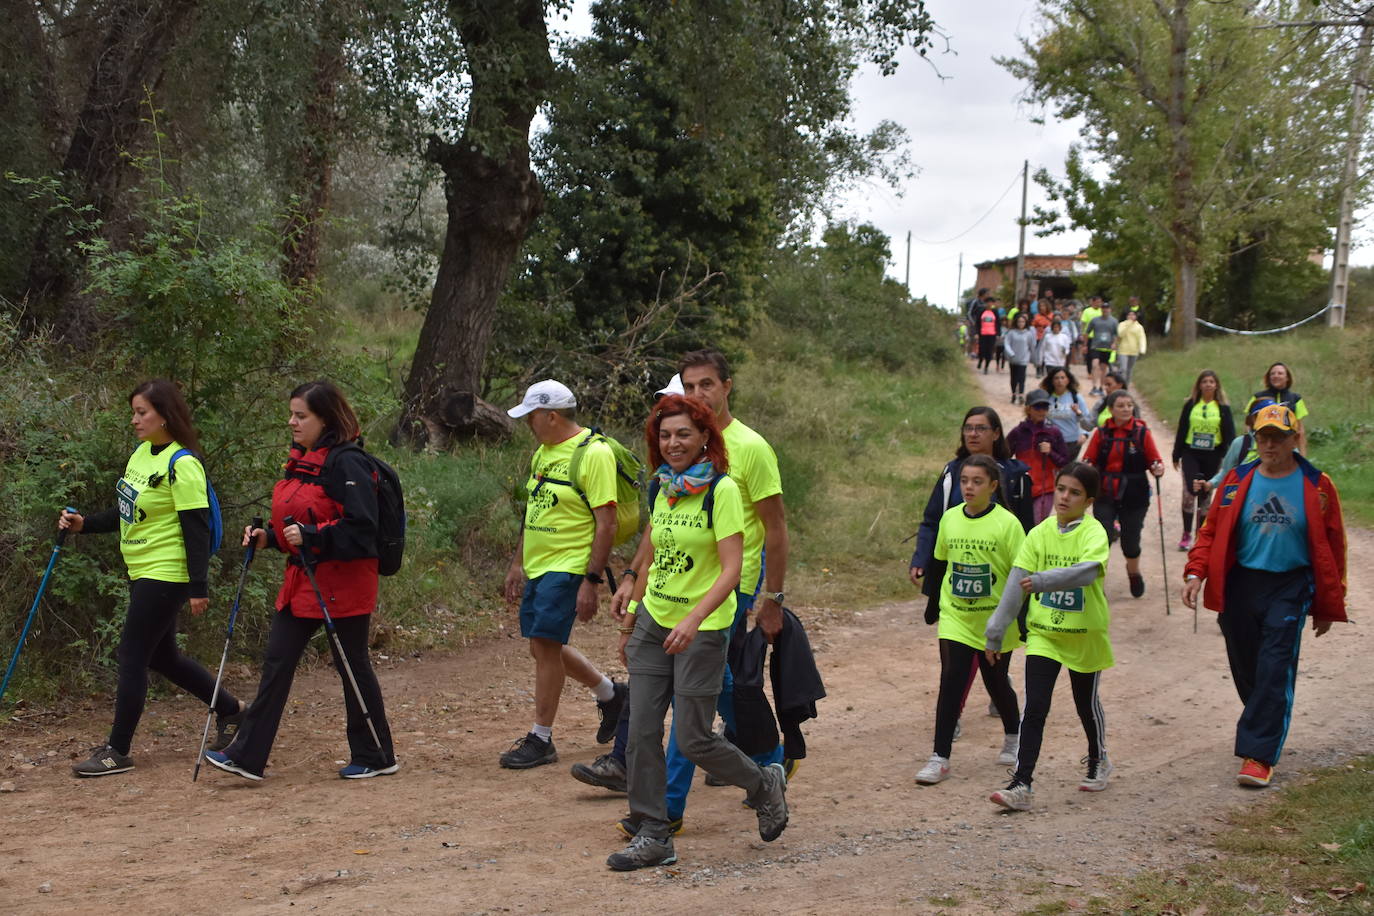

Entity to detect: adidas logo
[1251,494,1291,525]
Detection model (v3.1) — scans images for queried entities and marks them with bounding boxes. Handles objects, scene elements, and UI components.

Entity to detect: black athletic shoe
[595,681,628,745]
[210,705,245,752]
[606,835,677,871]
[1129,573,1146,598]
[72,744,134,778]
[616,813,683,838]
[499,733,557,769]
[570,753,627,793]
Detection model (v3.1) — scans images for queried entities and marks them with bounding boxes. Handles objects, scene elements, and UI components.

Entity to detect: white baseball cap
[507,379,577,418]
[655,374,685,397]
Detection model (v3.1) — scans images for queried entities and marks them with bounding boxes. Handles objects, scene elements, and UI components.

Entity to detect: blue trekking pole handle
[1,507,78,706]
[226,516,265,638]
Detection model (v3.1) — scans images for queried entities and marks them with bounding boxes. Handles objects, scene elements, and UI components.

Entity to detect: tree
[1006,0,1352,344]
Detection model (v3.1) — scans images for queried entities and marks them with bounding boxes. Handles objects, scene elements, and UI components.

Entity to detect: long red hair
[645,394,729,472]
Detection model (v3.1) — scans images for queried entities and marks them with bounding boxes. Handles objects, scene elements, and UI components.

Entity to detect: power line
[909,167,1025,246]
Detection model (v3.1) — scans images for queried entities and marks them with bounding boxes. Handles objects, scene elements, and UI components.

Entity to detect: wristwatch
[764,591,785,605]
[584,571,604,585]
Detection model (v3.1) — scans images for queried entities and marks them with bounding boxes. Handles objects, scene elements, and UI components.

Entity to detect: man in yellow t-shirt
[501,380,626,770]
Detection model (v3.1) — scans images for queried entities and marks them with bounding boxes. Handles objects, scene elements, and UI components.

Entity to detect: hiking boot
[606,834,678,871]
[996,734,1019,767]
[209,703,246,752]
[72,744,134,778]
[340,761,400,779]
[202,749,263,782]
[595,681,628,745]
[1129,573,1146,598]
[750,762,789,842]
[616,813,683,838]
[499,733,557,769]
[1178,534,1192,551]
[990,779,1033,812]
[570,753,627,793]
[915,754,950,785]
[1237,758,1273,787]
[1079,755,1114,791]
[783,757,801,782]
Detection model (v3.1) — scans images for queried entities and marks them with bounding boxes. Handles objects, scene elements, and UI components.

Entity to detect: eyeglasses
[962,425,993,434]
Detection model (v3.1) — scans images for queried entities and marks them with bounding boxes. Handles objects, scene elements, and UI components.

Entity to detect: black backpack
[329,442,406,576]
[647,474,724,527]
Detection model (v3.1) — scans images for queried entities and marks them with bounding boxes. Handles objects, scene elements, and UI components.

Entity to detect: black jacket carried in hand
[733,609,826,760]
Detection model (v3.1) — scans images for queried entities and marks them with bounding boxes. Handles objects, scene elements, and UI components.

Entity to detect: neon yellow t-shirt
[1015,514,1114,673]
[1079,306,1101,337]
[118,440,209,582]
[935,503,1025,652]
[521,430,617,578]
[1187,400,1224,451]
[722,419,783,597]
[642,476,744,631]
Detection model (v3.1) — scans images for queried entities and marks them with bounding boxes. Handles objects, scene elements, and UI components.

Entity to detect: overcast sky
[560,1,1370,313]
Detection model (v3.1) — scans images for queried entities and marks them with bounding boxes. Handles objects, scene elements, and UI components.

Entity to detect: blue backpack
[168,449,224,555]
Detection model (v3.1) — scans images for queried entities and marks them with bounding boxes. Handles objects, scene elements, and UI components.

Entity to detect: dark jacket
[1172,399,1236,462]
[270,437,380,619]
[1007,419,1069,498]
[732,609,826,760]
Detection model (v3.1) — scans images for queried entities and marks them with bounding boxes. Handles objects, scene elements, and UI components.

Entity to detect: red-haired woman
[606,394,788,871]
[60,380,245,777]
[205,380,396,782]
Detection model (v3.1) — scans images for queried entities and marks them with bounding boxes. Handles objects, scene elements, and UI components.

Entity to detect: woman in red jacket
[205,380,397,781]
[1081,391,1165,598]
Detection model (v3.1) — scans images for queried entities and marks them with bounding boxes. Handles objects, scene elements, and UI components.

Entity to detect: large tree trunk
[281,1,344,291]
[395,1,551,446]
[1163,0,1199,348]
[21,0,197,339]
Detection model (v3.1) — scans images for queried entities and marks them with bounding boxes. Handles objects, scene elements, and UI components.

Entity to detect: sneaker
[1237,758,1273,787]
[616,813,684,838]
[990,779,1033,811]
[783,757,801,782]
[72,744,134,778]
[1178,534,1192,551]
[499,733,557,769]
[606,834,678,871]
[202,749,263,782]
[1129,573,1146,598]
[570,753,627,793]
[340,761,401,779]
[595,681,628,745]
[915,754,950,785]
[749,762,789,842]
[997,735,1019,767]
[1079,755,1114,791]
[209,704,246,752]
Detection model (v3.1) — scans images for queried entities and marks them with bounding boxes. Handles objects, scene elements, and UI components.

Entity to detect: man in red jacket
[1182,404,1347,788]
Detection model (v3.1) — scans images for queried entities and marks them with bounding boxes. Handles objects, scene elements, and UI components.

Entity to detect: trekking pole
[1153,474,1172,618]
[193,516,263,782]
[286,513,383,750]
[1,507,78,708]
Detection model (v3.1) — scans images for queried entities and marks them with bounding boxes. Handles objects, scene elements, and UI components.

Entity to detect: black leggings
[1015,654,1105,785]
[225,610,394,775]
[1094,498,1148,559]
[1009,363,1028,396]
[109,579,240,756]
[977,336,996,370]
[1180,449,1220,534]
[934,639,1019,758]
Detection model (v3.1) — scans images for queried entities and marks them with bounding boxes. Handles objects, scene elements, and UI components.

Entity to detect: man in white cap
[501,380,626,769]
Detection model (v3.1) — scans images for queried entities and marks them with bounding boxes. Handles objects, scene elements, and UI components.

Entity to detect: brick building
[974,252,1095,302]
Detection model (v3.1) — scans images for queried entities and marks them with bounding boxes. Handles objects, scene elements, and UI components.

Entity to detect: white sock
[591,675,615,703]
[531,723,553,741]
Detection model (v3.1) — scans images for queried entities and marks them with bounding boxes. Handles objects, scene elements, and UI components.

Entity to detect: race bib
[1190,432,1215,450]
[951,562,993,601]
[1041,588,1084,613]
[117,479,139,524]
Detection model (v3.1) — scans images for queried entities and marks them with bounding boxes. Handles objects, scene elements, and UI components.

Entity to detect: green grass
[1133,326,1374,526]
[1084,756,1374,915]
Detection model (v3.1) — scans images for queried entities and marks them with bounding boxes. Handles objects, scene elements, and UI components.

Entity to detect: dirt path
[2,360,1368,915]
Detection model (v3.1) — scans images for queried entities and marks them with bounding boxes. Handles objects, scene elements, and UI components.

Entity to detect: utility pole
[956,252,963,312]
[905,230,912,297]
[1014,159,1029,303]
[1329,19,1373,328]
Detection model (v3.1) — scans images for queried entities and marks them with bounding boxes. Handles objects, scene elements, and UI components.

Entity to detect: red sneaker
[1237,758,1273,787]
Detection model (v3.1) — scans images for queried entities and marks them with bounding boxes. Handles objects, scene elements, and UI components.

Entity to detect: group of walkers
[42,338,1345,868]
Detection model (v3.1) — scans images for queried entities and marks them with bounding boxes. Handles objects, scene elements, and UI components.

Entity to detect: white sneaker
[990,780,1033,811]
[915,754,950,785]
[1079,756,1114,792]
[996,735,1019,767]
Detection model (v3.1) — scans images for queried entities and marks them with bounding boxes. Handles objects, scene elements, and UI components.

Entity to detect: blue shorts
[519,571,582,643]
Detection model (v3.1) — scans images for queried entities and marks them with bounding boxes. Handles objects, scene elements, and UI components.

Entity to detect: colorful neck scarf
[655,461,716,507]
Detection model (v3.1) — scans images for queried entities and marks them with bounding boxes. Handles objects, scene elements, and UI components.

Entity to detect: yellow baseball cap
[1252,404,1297,434]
